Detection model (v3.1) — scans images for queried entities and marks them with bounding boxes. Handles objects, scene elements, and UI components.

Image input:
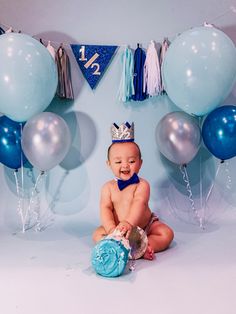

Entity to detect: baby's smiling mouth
[121,170,130,175]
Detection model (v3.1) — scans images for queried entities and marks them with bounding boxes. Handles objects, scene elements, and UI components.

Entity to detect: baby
[92,123,174,260]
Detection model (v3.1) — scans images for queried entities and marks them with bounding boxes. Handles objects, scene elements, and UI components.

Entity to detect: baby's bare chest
[110,186,136,217]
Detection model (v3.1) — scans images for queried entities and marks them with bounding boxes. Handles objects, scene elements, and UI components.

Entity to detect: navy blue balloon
[202,105,236,161]
[0,116,27,169]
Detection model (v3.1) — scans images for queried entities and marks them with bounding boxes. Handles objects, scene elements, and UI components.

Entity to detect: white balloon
[22,112,71,171]
[156,111,201,165]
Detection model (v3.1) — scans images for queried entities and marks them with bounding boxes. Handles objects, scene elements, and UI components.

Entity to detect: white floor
[0,206,236,314]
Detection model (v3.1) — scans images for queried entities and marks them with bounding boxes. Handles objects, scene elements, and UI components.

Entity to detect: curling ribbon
[179,165,203,228]
[13,169,25,232]
[205,161,222,204]
[224,160,232,190]
[27,171,45,231]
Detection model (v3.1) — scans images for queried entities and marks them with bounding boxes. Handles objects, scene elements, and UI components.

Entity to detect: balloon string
[198,116,205,227]
[199,154,203,210]
[197,116,203,211]
[26,171,45,231]
[47,170,69,213]
[13,169,25,232]
[26,168,36,185]
[205,162,221,204]
[20,123,26,233]
[199,153,205,228]
[179,165,203,228]
[33,171,54,231]
[208,5,236,24]
[224,160,232,190]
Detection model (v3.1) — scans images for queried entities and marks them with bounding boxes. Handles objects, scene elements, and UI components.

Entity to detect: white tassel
[160,39,170,92]
[47,41,56,60]
[160,38,169,66]
[143,40,161,97]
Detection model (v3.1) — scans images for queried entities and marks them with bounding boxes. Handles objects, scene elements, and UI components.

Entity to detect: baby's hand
[116,221,133,239]
[107,227,116,234]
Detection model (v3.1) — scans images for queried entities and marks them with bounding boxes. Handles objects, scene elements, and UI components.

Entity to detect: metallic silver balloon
[22,112,71,171]
[156,111,201,165]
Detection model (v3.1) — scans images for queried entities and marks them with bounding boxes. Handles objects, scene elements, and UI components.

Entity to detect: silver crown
[111,122,134,142]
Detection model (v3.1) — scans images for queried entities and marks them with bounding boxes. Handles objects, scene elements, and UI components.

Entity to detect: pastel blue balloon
[202,105,236,160]
[0,33,58,122]
[0,116,27,169]
[163,27,236,116]
[91,238,130,277]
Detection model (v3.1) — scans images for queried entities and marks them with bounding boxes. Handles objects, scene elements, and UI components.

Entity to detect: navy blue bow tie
[117,173,140,191]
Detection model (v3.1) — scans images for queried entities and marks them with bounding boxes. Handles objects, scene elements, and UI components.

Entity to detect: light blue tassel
[118,46,134,102]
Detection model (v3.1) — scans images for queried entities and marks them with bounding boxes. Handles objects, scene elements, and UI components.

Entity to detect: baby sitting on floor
[93,122,174,260]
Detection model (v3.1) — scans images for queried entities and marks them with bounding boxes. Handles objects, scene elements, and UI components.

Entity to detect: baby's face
[107,142,142,180]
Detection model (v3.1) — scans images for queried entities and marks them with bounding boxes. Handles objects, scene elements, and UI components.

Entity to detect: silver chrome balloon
[22,112,71,171]
[156,111,201,165]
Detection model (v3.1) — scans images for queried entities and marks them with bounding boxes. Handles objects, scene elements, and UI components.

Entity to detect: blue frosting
[91,238,130,277]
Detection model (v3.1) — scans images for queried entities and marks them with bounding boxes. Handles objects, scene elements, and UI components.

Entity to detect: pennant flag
[71,44,118,89]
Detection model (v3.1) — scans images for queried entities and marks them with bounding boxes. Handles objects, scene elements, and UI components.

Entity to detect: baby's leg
[144,221,174,260]
[92,226,107,242]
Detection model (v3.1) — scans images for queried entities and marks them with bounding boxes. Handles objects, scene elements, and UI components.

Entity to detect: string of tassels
[118,39,170,102]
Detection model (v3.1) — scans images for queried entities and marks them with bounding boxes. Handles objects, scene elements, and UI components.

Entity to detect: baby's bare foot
[143,244,154,260]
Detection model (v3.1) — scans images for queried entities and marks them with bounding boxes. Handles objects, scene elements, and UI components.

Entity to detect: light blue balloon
[0,33,58,122]
[163,26,236,116]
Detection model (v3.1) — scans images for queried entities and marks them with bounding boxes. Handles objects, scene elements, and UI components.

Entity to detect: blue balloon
[163,27,236,116]
[0,116,27,169]
[202,105,236,160]
[0,33,58,122]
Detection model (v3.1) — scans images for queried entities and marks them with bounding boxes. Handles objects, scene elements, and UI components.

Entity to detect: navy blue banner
[71,44,118,89]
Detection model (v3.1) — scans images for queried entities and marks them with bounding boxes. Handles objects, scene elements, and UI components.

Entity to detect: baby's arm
[100,183,116,234]
[125,179,150,227]
[116,179,150,238]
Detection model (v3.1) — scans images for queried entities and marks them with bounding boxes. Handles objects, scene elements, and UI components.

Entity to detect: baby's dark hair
[107,142,142,160]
